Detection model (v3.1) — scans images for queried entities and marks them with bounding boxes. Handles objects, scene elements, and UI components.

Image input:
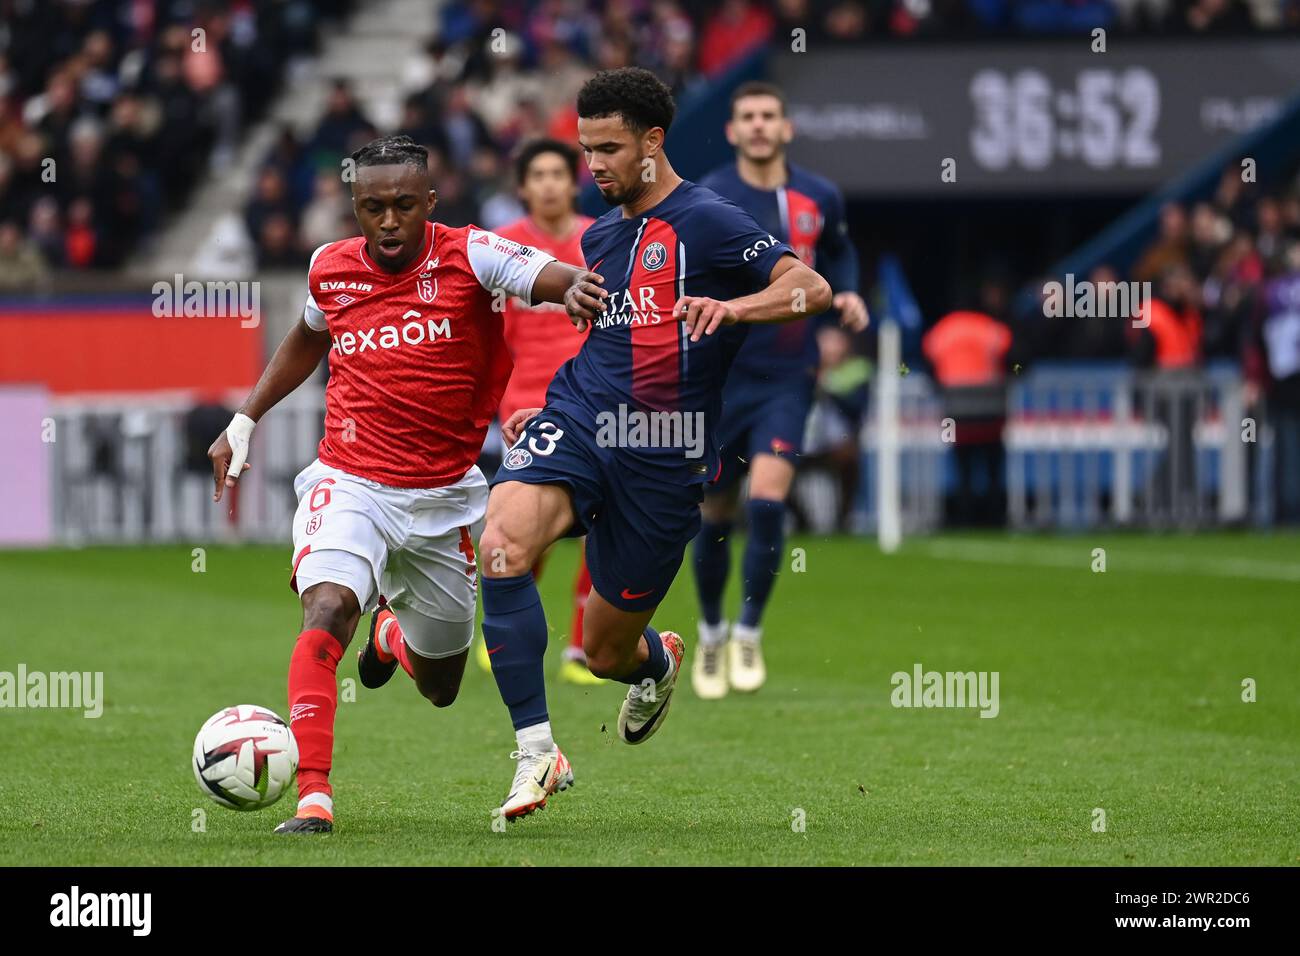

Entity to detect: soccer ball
[192,705,298,811]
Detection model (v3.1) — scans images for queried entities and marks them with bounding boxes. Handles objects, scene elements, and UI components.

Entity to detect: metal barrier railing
[43,365,1263,543]
[49,386,326,545]
[1005,364,1253,530]
[858,370,946,535]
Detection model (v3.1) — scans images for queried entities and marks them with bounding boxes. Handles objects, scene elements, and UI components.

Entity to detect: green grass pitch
[0,532,1296,866]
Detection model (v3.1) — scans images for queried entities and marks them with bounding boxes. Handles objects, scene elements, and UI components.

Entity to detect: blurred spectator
[0,0,350,272]
[256,213,304,269]
[28,197,64,267]
[1214,160,1257,229]
[396,95,451,161]
[1131,265,1203,369]
[441,85,495,170]
[1201,230,1263,357]
[823,1,871,39]
[698,1,775,76]
[797,324,871,531]
[245,167,297,259]
[64,197,97,268]
[1254,196,1289,271]
[1131,266,1205,520]
[1067,264,1131,358]
[306,80,376,163]
[1245,242,1300,523]
[1184,0,1256,31]
[655,16,705,99]
[0,219,49,292]
[470,147,525,229]
[923,301,1014,526]
[1134,202,1190,282]
[1188,201,1230,277]
[401,39,469,95]
[300,169,353,252]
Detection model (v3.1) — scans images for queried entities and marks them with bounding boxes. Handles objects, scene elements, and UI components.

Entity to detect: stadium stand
[0,0,355,278]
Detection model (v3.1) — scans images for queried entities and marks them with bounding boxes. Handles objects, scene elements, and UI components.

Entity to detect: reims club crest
[641,241,667,271]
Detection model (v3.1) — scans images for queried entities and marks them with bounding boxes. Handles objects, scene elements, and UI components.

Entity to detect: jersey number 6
[308,477,336,512]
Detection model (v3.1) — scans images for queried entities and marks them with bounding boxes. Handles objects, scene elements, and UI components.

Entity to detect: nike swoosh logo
[535,766,550,788]
[624,690,672,743]
[621,587,654,600]
[486,644,505,655]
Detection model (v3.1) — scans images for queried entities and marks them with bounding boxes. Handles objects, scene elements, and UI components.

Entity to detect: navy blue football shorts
[493,407,702,612]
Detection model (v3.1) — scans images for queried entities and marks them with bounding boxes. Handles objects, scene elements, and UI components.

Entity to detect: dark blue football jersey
[698,162,858,384]
[543,179,794,485]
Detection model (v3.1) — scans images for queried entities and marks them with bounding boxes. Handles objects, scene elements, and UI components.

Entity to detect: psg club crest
[641,241,667,271]
[503,447,533,471]
[796,211,816,234]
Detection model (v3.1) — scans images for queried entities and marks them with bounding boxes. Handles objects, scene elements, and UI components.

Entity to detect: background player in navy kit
[690,82,871,700]
[477,68,832,820]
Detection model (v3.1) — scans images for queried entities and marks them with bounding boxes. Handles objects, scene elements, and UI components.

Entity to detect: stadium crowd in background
[5,0,1299,278]
[1016,159,1300,367]
[237,0,1292,270]
[0,0,353,276]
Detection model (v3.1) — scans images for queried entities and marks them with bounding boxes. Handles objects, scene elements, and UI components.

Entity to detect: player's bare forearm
[732,257,832,325]
[674,256,832,341]
[207,319,330,502]
[237,319,332,421]
[533,261,607,331]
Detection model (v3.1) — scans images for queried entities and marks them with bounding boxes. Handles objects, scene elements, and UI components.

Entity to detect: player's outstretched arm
[531,261,607,332]
[207,318,331,502]
[674,255,832,341]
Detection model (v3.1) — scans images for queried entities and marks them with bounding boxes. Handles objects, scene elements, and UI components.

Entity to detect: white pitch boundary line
[913,540,1300,583]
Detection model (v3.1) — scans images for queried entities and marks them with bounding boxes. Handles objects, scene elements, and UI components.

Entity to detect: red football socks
[287,628,343,803]
[375,610,415,678]
[570,556,592,651]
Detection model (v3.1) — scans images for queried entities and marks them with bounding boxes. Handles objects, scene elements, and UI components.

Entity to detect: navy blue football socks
[740,499,785,628]
[618,626,668,685]
[692,519,733,626]
[481,573,549,730]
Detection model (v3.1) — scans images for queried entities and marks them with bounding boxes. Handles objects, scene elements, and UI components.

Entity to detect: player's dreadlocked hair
[350,134,428,171]
[577,68,675,135]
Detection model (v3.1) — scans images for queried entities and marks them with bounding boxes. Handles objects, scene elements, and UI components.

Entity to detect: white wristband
[225,413,256,479]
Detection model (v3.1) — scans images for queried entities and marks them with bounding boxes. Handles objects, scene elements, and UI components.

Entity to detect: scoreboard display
[775,38,1300,194]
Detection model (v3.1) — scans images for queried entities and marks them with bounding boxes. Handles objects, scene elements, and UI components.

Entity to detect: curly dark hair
[350,134,428,171]
[514,137,579,186]
[577,67,675,135]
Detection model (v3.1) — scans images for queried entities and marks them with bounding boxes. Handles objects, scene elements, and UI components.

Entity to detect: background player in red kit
[206,135,598,835]
[472,139,600,685]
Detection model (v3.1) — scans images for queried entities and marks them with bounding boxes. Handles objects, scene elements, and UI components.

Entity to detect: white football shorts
[289,458,486,658]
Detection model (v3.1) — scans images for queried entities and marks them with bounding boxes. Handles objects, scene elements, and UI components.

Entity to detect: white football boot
[498,746,574,820]
[727,623,766,692]
[692,620,729,700]
[618,631,685,744]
